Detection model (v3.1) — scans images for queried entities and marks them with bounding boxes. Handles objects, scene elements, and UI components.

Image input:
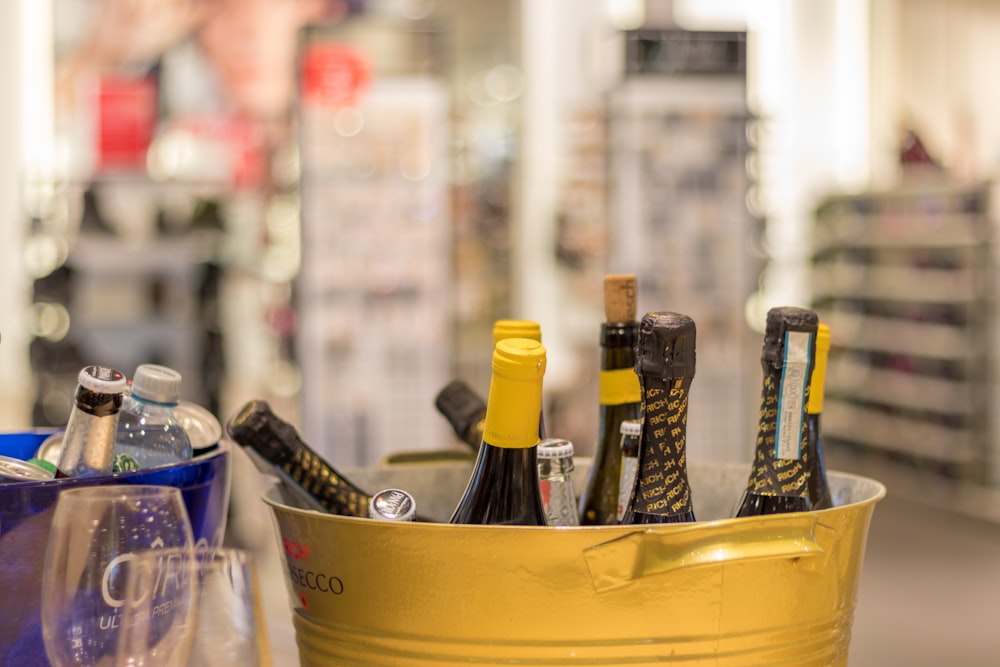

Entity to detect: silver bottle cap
[536,438,574,459]
[368,488,417,521]
[619,419,642,437]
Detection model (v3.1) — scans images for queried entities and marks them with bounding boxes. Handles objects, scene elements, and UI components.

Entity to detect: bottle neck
[631,376,694,519]
[746,365,810,499]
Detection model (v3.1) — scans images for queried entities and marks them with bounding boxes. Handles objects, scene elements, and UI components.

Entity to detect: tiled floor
[244,457,1000,666]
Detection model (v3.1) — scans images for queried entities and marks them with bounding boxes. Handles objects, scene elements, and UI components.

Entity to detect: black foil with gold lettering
[621,312,697,524]
[735,306,818,517]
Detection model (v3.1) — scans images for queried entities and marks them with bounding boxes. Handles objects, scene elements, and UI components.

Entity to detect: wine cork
[603,274,637,323]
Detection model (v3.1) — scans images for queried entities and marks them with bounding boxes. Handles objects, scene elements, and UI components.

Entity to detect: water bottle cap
[536,438,574,459]
[619,419,642,437]
[78,365,127,394]
[368,488,417,521]
[131,364,183,403]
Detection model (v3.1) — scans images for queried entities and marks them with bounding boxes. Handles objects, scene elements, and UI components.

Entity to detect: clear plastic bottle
[115,364,193,469]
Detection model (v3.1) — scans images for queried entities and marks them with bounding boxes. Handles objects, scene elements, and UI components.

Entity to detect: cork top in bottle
[603,274,637,323]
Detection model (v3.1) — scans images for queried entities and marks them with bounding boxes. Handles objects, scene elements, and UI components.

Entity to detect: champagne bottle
[226,400,372,517]
[55,365,127,478]
[579,274,641,525]
[434,379,486,450]
[450,338,548,525]
[621,312,698,524]
[492,319,546,439]
[805,322,834,510]
[735,306,818,517]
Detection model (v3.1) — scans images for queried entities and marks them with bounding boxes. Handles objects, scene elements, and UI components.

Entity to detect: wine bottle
[434,379,486,450]
[734,306,819,517]
[450,338,548,525]
[579,274,641,525]
[226,400,372,517]
[805,321,834,510]
[492,319,546,439]
[55,365,127,478]
[621,312,697,524]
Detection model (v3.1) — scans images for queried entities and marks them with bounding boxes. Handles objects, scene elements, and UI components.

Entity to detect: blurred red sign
[300,43,371,107]
[96,74,158,171]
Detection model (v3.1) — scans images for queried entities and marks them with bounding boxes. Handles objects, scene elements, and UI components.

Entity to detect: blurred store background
[2,0,1000,663]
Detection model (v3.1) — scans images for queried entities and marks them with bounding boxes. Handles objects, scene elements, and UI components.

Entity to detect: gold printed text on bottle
[746,375,809,498]
[287,449,367,516]
[635,379,693,516]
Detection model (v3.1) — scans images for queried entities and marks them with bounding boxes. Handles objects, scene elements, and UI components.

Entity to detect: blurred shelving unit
[812,181,1000,520]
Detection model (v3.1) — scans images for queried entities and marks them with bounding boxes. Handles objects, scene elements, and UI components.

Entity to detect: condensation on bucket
[264,462,884,667]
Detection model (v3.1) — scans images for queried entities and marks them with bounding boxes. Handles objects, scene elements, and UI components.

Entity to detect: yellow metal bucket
[263,462,884,666]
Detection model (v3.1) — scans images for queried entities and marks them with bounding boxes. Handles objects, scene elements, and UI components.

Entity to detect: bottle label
[634,379,694,517]
[599,368,641,406]
[616,455,638,521]
[775,331,812,460]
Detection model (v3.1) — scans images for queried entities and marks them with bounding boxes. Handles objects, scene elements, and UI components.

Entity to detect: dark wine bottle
[735,306,819,517]
[434,379,486,450]
[621,312,698,525]
[226,400,372,517]
[805,321,834,510]
[579,274,641,525]
[450,338,548,526]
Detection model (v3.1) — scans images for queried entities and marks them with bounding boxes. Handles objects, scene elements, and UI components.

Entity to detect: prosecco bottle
[734,306,818,517]
[434,379,486,450]
[226,400,372,516]
[450,338,548,526]
[620,312,697,525]
[579,274,642,525]
[805,321,834,510]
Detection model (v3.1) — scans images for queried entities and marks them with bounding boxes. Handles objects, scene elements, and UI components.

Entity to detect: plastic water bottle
[115,364,193,469]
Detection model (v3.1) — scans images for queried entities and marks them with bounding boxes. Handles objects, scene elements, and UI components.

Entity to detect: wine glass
[41,485,195,667]
[118,546,270,666]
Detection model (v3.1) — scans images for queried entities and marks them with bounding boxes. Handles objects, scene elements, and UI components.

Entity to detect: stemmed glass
[41,485,195,667]
[118,546,270,666]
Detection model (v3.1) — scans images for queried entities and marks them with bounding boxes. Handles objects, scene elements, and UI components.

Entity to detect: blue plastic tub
[0,431,232,667]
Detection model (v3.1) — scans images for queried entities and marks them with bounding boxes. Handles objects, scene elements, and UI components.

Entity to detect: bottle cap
[78,365,127,393]
[603,274,637,323]
[762,307,819,369]
[131,364,183,403]
[536,438,574,459]
[635,312,697,380]
[619,419,642,437]
[75,365,126,417]
[492,319,541,344]
[492,338,546,380]
[368,488,417,521]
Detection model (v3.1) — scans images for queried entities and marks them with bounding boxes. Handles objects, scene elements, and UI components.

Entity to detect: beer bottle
[579,274,641,525]
[805,322,834,509]
[226,400,372,517]
[735,306,818,517]
[537,439,579,526]
[620,312,697,525]
[55,365,127,478]
[450,338,548,525]
[615,418,642,522]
